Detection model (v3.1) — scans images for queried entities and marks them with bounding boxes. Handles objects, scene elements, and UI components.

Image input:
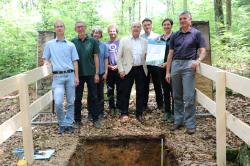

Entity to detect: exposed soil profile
[68,135,178,166]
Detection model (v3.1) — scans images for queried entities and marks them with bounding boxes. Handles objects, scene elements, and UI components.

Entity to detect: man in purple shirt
[165,11,206,134]
[106,24,121,115]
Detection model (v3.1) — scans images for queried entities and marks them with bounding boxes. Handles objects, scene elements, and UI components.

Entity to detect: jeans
[75,76,99,122]
[119,66,146,117]
[52,73,75,127]
[144,65,163,109]
[171,60,196,129]
[160,68,174,114]
[107,69,121,109]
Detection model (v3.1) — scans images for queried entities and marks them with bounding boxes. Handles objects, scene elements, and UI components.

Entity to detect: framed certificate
[146,39,166,65]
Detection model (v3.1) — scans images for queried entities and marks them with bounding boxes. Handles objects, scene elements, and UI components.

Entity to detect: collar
[55,37,67,42]
[179,27,193,34]
[77,34,89,41]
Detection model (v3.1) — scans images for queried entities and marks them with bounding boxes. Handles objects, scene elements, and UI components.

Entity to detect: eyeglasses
[55,25,64,28]
[76,25,85,29]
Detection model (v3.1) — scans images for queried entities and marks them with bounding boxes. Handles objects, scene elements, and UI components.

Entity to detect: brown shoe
[170,124,183,131]
[186,128,196,135]
[120,115,129,123]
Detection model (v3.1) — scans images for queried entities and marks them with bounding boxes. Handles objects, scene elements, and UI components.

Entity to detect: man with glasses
[72,21,101,128]
[43,19,79,134]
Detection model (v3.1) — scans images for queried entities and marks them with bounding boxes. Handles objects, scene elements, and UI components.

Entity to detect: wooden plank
[0,76,18,97]
[25,65,52,85]
[197,63,221,82]
[17,74,34,164]
[226,112,250,146]
[0,112,22,144]
[29,90,53,118]
[215,71,226,166]
[196,89,216,116]
[226,72,250,98]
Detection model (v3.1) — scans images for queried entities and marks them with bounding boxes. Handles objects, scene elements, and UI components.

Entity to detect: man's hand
[109,65,118,71]
[74,77,79,87]
[94,74,99,83]
[102,73,107,81]
[165,73,171,83]
[43,61,50,66]
[120,71,126,79]
[190,60,200,70]
[159,63,166,68]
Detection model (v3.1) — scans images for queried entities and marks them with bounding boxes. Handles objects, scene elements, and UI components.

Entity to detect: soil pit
[68,135,178,166]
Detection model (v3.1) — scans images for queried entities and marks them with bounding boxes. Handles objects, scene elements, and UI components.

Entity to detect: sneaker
[58,126,65,134]
[66,126,75,134]
[186,128,196,135]
[93,119,101,129]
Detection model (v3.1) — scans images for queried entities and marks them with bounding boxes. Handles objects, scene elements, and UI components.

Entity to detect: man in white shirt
[117,21,148,122]
[141,18,163,111]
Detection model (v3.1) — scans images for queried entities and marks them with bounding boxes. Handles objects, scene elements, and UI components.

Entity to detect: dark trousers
[107,69,121,109]
[74,76,99,122]
[119,66,146,117]
[160,68,174,113]
[144,65,163,108]
[96,74,104,114]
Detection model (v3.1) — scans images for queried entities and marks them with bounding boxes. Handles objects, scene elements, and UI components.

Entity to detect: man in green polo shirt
[72,21,101,128]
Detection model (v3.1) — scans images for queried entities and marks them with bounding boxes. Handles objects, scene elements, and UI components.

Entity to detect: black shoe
[186,128,196,135]
[74,121,82,129]
[93,119,101,129]
[170,124,183,131]
[58,126,65,134]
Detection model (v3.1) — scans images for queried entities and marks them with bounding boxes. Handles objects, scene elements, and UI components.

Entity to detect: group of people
[43,11,206,135]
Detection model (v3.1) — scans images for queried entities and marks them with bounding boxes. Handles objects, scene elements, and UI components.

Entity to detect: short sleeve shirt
[72,35,99,76]
[160,33,173,62]
[42,38,79,71]
[169,27,206,60]
[106,40,119,66]
[98,41,108,74]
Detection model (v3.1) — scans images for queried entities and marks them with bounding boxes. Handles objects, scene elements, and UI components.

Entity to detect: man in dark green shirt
[72,21,101,128]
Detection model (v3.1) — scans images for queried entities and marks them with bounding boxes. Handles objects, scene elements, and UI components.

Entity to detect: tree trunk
[226,0,232,31]
[183,0,187,11]
[214,0,225,35]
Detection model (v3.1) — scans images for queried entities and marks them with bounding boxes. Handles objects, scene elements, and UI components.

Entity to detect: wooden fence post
[17,74,34,164]
[216,71,226,166]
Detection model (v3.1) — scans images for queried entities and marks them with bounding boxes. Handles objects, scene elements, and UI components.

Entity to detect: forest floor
[0,86,249,166]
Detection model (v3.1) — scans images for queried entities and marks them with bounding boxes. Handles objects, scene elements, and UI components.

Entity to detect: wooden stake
[216,71,226,166]
[17,74,34,164]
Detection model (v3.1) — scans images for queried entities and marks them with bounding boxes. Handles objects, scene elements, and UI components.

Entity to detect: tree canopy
[0,0,249,79]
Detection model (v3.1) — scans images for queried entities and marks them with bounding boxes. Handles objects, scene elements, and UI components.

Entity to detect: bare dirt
[0,86,249,166]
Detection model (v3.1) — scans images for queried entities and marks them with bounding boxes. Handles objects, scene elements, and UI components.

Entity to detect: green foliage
[0,0,249,79]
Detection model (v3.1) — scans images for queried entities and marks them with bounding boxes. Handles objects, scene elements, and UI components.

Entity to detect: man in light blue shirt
[43,20,79,134]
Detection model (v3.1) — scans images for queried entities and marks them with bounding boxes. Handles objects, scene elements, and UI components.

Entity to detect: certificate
[146,39,166,66]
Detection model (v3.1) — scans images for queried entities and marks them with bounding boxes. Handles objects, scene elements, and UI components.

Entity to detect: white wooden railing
[0,65,52,164]
[196,63,250,166]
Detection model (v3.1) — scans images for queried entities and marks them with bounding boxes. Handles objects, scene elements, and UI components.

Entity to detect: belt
[53,69,74,74]
[173,57,195,60]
